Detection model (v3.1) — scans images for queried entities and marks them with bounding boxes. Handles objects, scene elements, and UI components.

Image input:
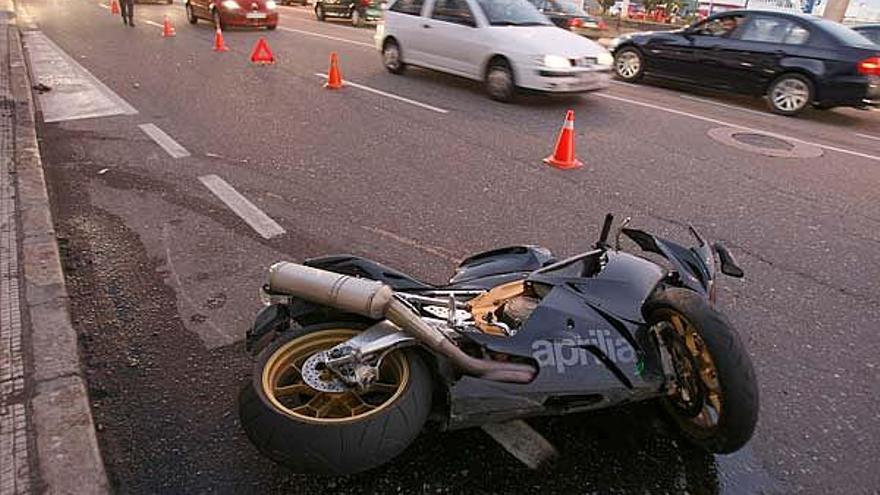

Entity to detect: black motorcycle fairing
[446,272,532,291]
[303,254,434,291]
[446,283,666,428]
[527,250,666,324]
[448,246,555,285]
[622,227,716,296]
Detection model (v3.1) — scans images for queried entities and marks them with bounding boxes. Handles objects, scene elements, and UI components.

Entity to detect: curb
[7,4,110,493]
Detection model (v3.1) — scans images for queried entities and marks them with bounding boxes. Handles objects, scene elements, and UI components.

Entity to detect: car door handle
[422,24,431,28]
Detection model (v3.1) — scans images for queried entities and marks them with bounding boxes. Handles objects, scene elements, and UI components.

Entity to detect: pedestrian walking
[120,0,134,26]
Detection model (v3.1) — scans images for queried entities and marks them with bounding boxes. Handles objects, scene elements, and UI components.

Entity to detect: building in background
[695,0,876,21]
[810,0,878,22]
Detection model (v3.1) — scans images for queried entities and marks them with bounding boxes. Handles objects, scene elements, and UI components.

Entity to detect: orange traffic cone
[161,15,176,37]
[324,52,343,89]
[213,27,229,52]
[249,37,275,65]
[110,0,120,15]
[544,110,583,170]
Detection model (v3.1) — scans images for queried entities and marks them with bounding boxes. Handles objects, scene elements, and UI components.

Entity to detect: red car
[186,0,279,29]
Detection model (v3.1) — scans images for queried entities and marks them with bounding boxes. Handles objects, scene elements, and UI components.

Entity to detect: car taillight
[360,0,370,5]
[597,19,607,30]
[858,56,880,76]
[569,18,583,28]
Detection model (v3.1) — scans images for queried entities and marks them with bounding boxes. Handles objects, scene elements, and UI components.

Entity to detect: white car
[374,0,613,101]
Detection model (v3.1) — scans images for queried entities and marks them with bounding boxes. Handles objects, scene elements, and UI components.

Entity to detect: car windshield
[813,18,875,47]
[475,0,553,26]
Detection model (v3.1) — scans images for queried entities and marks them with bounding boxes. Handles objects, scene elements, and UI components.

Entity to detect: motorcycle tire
[645,288,759,454]
[238,322,433,475]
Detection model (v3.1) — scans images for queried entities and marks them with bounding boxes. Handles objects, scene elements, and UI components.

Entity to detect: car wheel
[485,58,516,102]
[266,23,277,30]
[315,4,326,21]
[351,9,364,27]
[382,39,406,75]
[614,47,644,82]
[767,73,813,116]
[186,2,197,24]
[212,9,224,30]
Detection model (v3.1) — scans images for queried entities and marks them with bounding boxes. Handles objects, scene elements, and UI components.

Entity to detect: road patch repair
[22,30,137,122]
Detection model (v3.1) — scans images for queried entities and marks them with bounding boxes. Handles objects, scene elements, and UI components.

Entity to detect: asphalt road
[17,0,880,492]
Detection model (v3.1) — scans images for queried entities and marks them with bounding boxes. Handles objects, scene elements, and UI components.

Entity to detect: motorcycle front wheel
[645,288,759,454]
[238,322,433,474]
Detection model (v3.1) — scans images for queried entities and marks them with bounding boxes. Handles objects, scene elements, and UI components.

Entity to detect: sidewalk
[0,0,109,493]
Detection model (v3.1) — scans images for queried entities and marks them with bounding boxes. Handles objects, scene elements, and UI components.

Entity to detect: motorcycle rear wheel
[238,322,433,474]
[645,288,759,454]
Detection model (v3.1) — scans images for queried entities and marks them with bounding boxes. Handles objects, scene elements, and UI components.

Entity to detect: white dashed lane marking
[679,94,776,118]
[314,73,449,114]
[198,175,286,239]
[138,123,191,158]
[277,26,374,49]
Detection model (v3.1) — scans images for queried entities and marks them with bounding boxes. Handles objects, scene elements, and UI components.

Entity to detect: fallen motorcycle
[238,214,758,474]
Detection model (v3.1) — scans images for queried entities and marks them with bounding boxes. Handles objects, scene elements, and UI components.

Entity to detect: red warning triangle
[250,38,275,65]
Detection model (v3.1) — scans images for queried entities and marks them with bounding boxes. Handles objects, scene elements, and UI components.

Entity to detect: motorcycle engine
[500,295,539,326]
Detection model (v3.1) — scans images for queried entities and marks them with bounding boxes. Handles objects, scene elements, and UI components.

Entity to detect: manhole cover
[732,132,794,151]
[707,127,823,158]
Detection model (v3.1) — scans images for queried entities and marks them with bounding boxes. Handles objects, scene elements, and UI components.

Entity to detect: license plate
[246,12,267,19]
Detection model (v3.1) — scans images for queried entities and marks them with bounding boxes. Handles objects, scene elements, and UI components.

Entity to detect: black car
[610,10,880,115]
[315,0,383,26]
[527,0,607,38]
[853,24,880,45]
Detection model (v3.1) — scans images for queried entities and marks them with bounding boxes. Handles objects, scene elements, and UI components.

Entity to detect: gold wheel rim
[261,329,410,424]
[657,309,723,429]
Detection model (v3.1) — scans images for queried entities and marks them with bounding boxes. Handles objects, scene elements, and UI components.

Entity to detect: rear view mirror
[713,243,744,278]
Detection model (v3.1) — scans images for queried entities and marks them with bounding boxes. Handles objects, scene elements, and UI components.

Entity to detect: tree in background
[641,0,664,14]
[598,0,615,14]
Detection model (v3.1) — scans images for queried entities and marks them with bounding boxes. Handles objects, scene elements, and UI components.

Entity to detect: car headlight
[221,0,240,9]
[542,55,571,69]
[597,52,613,66]
[266,0,277,8]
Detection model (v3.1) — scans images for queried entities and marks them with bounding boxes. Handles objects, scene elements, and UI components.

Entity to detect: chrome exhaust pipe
[269,262,536,383]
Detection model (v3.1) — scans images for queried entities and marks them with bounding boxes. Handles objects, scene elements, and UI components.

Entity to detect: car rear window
[739,16,810,45]
[390,0,425,15]
[813,18,876,48]
[854,26,880,45]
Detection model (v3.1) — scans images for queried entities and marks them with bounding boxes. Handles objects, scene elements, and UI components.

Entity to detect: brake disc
[301,351,349,393]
